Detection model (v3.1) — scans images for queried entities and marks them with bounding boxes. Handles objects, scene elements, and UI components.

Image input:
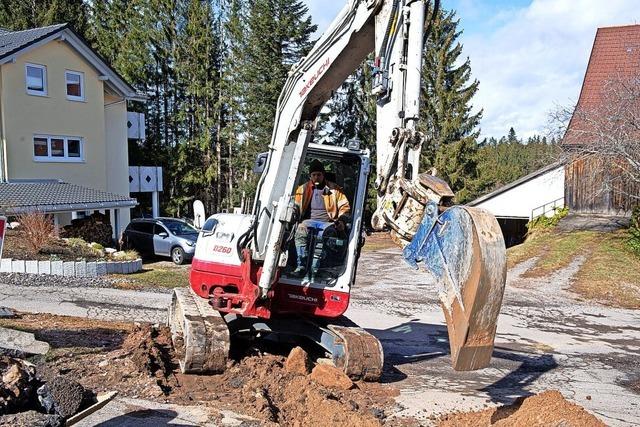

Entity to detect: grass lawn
[112,260,189,290]
[508,229,640,309]
[573,232,640,309]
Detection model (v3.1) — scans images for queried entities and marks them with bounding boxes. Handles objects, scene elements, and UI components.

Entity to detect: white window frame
[65,70,85,101]
[25,63,47,96]
[33,135,84,163]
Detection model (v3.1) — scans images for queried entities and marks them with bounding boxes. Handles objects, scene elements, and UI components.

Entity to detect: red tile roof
[564,24,640,145]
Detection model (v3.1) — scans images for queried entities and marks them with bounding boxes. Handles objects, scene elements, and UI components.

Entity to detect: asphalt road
[0,248,638,426]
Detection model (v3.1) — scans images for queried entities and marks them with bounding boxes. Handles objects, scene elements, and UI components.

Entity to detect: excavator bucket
[403,202,506,370]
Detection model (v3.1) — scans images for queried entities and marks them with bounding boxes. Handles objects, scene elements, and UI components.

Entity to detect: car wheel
[171,247,185,265]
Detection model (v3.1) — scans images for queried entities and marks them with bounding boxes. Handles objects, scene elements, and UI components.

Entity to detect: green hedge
[527,206,569,232]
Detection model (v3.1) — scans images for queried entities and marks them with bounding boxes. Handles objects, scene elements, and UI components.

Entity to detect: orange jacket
[294,181,350,221]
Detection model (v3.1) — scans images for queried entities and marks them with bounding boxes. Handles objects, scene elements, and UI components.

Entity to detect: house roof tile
[0,181,137,214]
[0,24,66,60]
[564,25,640,145]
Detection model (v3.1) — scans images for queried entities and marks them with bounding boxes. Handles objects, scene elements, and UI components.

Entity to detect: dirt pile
[121,325,174,394]
[60,213,113,247]
[438,390,605,427]
[38,324,398,426]
[0,356,38,412]
[309,364,354,390]
[0,354,95,426]
[284,346,311,375]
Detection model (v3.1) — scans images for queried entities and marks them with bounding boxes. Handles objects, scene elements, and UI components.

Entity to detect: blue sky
[304,0,640,139]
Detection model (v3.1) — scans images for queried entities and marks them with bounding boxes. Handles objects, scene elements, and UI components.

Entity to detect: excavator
[168,0,506,380]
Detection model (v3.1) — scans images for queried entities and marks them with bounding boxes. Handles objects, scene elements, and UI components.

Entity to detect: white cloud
[303,1,640,140]
[461,0,640,139]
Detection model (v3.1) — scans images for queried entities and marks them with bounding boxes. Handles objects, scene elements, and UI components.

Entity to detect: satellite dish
[193,200,206,229]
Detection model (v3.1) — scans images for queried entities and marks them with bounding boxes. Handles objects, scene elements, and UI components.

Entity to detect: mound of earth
[37,324,398,426]
[438,390,605,427]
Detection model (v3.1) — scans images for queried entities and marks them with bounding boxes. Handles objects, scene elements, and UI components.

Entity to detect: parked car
[122,218,199,264]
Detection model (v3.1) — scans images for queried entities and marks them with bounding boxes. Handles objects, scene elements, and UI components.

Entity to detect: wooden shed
[563,24,640,216]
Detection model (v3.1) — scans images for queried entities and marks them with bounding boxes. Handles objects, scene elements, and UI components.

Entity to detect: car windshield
[163,220,197,235]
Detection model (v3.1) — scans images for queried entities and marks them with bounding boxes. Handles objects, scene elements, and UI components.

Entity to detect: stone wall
[0,259,142,277]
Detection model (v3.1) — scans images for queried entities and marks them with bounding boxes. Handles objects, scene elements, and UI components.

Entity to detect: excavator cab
[281,143,370,288]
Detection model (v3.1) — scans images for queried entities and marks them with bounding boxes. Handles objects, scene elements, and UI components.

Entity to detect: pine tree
[319,61,375,147]
[231,0,316,208]
[171,0,224,215]
[0,0,90,38]
[420,8,482,202]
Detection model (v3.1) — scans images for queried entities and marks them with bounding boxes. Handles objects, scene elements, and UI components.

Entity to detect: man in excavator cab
[293,159,351,282]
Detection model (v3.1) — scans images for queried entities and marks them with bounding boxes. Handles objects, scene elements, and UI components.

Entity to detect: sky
[304,0,640,140]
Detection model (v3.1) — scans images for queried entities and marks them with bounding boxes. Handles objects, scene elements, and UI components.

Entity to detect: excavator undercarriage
[169,288,384,380]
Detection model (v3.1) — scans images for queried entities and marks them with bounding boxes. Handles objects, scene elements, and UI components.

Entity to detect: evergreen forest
[0,0,559,218]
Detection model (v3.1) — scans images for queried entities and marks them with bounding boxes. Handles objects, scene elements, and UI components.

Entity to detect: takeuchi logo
[299,57,331,97]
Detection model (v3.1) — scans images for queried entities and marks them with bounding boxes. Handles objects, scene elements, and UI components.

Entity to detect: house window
[33,135,84,162]
[25,64,47,96]
[65,70,84,101]
[33,137,48,157]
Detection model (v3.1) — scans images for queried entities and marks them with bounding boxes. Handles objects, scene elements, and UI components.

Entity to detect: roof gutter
[3,200,138,214]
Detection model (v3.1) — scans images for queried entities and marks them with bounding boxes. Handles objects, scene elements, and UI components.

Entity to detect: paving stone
[96,262,107,276]
[11,260,25,274]
[38,260,51,275]
[0,326,50,355]
[0,258,11,273]
[63,262,75,277]
[75,261,87,277]
[106,262,115,274]
[51,261,63,276]
[25,260,38,274]
[114,262,124,274]
[86,262,97,277]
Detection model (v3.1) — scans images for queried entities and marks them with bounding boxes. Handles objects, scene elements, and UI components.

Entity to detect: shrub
[110,250,140,261]
[629,206,640,257]
[66,237,87,248]
[527,206,569,233]
[16,211,56,256]
[90,242,104,251]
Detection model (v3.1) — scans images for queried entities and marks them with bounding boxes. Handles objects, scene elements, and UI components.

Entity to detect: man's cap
[309,159,325,174]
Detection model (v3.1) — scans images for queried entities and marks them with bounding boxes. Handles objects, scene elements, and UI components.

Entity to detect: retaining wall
[0,258,143,277]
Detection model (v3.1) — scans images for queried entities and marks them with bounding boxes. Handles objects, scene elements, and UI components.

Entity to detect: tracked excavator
[168,0,506,380]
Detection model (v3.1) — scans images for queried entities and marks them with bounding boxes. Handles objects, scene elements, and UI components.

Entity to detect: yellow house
[0,24,145,240]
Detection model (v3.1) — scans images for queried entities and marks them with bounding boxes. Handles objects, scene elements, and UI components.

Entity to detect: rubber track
[328,323,384,381]
[168,288,230,374]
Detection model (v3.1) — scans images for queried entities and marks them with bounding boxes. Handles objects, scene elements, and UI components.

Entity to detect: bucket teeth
[168,288,230,374]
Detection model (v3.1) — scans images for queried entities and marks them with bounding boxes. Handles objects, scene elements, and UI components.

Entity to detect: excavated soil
[1,313,608,426]
[438,390,605,427]
[22,315,398,426]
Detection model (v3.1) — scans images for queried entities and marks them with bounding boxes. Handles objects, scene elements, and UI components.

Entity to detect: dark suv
[122,218,198,264]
